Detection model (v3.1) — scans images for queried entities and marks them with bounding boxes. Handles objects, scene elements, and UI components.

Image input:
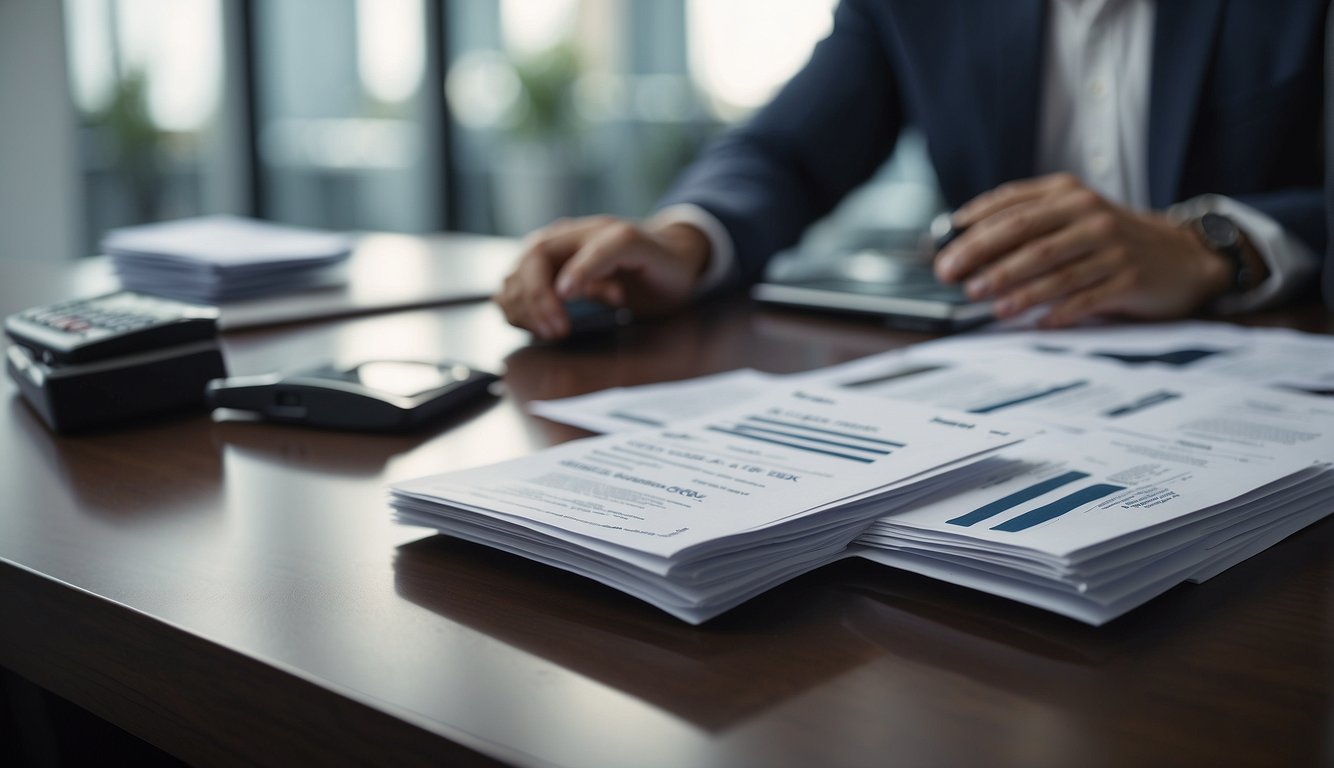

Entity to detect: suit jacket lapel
[977,0,1046,185]
[1148,0,1224,208]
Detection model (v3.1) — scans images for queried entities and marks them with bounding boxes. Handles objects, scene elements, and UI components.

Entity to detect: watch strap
[1192,213,1256,294]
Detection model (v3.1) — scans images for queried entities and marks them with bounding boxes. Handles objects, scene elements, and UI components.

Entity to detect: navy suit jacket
[1326,3,1334,306]
[661,0,1327,293]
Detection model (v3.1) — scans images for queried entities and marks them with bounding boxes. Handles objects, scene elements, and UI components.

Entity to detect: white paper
[852,382,1334,622]
[911,321,1334,394]
[103,215,353,269]
[395,387,1027,560]
[431,320,1334,624]
[528,368,780,434]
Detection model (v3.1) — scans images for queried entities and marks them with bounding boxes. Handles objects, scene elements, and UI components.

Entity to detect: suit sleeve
[1230,189,1326,261]
[1325,4,1334,307]
[656,0,904,288]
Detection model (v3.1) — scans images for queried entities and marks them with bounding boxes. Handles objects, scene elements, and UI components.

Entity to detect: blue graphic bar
[1102,390,1180,418]
[706,427,875,463]
[746,415,907,448]
[991,483,1125,532]
[946,470,1089,527]
[608,410,664,426]
[968,380,1089,414]
[733,424,893,455]
[840,364,945,389]
[1091,348,1222,367]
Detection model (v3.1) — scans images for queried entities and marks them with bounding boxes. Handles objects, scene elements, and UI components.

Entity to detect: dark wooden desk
[2,250,1333,767]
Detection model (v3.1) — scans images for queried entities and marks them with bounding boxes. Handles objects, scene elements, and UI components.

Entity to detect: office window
[443,0,935,244]
[62,0,235,256]
[689,0,940,253]
[443,0,845,236]
[686,0,836,120]
[252,0,442,234]
[53,0,938,259]
[445,0,717,235]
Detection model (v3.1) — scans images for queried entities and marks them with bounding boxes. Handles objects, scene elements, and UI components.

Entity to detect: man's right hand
[494,215,712,340]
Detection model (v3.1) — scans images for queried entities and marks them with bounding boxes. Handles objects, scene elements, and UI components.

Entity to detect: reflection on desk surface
[217,232,521,330]
[209,389,499,477]
[393,535,878,731]
[394,511,1334,749]
[10,395,222,523]
[211,419,430,477]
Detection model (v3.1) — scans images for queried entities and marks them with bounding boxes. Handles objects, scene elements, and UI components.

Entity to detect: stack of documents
[392,388,1029,623]
[104,215,354,303]
[853,383,1334,623]
[508,322,1334,624]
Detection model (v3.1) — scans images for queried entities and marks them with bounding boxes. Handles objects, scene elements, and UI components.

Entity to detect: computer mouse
[559,299,633,340]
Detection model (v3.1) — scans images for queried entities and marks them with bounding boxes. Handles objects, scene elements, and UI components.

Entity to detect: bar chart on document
[944,467,1125,532]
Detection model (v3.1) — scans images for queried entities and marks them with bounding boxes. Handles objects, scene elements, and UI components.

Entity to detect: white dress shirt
[655,0,1318,311]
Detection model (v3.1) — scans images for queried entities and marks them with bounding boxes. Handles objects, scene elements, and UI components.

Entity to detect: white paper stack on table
[103,215,354,304]
[392,387,1030,623]
[853,382,1334,624]
[519,331,1334,624]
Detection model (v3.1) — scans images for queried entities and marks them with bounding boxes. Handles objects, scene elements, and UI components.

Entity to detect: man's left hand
[934,173,1235,327]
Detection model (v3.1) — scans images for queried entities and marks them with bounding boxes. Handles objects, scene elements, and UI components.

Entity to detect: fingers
[583,279,625,308]
[495,245,568,340]
[1040,270,1138,328]
[950,172,1083,228]
[990,247,1126,321]
[937,179,1102,284]
[555,221,707,316]
[495,216,616,340]
[494,215,698,341]
[935,174,1128,328]
[961,209,1118,300]
[554,222,648,299]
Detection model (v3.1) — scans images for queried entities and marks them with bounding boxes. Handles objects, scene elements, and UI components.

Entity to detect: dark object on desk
[6,343,228,434]
[559,300,633,340]
[4,291,221,365]
[206,359,500,432]
[929,212,966,252]
[752,246,993,333]
[4,292,227,433]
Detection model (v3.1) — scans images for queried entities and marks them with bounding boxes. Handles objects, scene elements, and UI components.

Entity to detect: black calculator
[5,291,227,432]
[4,291,220,365]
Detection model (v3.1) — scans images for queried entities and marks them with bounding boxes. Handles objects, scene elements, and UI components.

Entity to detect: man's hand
[495,216,711,340]
[934,173,1238,327]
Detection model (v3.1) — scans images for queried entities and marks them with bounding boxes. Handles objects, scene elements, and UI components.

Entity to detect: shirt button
[1088,78,1108,99]
[1089,152,1110,173]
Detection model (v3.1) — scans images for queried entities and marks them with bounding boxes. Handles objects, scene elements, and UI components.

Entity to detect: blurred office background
[0,0,940,264]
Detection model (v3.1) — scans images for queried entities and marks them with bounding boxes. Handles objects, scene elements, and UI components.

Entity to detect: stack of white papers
[104,215,354,303]
[854,383,1334,623]
[392,388,1029,623]
[513,322,1334,624]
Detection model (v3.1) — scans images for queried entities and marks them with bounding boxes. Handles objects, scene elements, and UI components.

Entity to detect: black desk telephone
[4,291,227,432]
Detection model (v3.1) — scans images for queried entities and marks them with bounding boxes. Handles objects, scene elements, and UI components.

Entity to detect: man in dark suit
[497,0,1326,340]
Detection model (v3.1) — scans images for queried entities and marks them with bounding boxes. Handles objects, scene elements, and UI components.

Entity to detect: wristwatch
[1189,213,1258,295]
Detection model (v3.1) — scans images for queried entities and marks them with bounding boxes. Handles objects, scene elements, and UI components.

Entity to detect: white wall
[0,0,82,261]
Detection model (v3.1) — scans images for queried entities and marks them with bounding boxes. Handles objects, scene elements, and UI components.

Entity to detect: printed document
[510,323,1334,623]
[393,387,1028,622]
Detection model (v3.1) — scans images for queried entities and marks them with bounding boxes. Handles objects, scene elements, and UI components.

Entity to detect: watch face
[1200,213,1240,249]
